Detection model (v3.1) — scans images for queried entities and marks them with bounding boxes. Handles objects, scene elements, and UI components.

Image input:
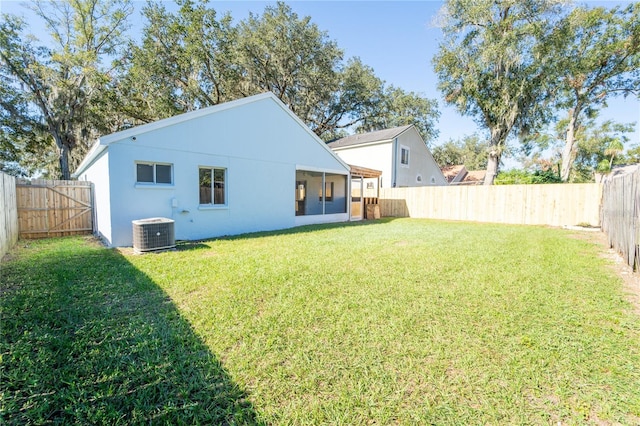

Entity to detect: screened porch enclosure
[295,170,347,216]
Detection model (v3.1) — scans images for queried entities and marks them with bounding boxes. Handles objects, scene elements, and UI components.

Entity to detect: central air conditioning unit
[132,217,176,253]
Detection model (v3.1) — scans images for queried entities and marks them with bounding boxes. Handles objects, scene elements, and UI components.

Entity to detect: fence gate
[16,179,93,239]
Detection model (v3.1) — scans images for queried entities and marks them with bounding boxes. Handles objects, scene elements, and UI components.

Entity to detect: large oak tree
[433,0,561,185]
[0,0,133,179]
[550,4,640,181]
[125,1,439,143]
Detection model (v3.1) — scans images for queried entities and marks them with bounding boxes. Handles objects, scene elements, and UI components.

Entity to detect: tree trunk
[59,144,71,180]
[560,109,579,182]
[484,150,499,185]
[483,127,504,185]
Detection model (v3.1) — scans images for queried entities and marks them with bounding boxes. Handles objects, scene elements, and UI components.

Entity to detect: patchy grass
[2,219,640,424]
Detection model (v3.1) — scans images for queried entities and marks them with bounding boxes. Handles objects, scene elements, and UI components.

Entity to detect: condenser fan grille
[132,218,175,253]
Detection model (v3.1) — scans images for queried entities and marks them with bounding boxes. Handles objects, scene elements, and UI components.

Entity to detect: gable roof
[74,92,349,177]
[463,170,486,183]
[327,125,413,149]
[441,165,466,183]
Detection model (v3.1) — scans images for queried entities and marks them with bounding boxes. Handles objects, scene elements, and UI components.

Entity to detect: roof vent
[132,217,175,253]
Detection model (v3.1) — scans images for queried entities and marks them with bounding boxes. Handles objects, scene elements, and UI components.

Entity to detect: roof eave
[329,138,394,150]
[72,140,107,178]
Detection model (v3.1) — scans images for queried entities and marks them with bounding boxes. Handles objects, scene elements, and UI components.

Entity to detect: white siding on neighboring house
[394,129,448,187]
[330,142,393,188]
[328,125,447,188]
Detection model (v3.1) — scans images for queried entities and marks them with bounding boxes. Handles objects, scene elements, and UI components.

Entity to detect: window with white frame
[199,167,226,205]
[136,162,173,184]
[400,146,410,166]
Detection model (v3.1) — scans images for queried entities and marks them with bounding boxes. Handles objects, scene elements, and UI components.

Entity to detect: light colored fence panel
[380,183,602,227]
[1,172,19,259]
[601,169,639,271]
[17,179,93,239]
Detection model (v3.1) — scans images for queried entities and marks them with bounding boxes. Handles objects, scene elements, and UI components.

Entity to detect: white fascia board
[267,96,351,173]
[74,91,350,177]
[72,140,107,178]
[296,164,349,175]
[330,139,393,151]
[99,92,276,145]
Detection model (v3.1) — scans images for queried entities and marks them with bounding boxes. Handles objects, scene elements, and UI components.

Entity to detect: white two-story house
[327,125,447,188]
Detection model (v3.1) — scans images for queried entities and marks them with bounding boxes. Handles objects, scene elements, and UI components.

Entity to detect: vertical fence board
[380,183,602,227]
[16,179,93,239]
[1,172,19,259]
[601,169,639,271]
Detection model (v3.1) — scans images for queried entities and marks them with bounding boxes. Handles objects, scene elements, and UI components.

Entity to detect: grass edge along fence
[601,167,639,272]
[0,172,19,260]
[379,183,602,228]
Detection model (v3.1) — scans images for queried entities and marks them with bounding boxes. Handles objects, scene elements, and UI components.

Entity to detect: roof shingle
[327,125,413,149]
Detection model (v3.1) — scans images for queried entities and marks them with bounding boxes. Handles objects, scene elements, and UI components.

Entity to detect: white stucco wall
[78,150,112,244]
[79,94,349,247]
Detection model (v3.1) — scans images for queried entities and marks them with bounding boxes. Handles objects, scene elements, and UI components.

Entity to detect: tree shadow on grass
[0,238,261,425]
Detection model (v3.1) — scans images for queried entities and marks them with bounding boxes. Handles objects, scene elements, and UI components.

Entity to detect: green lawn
[2,219,639,424]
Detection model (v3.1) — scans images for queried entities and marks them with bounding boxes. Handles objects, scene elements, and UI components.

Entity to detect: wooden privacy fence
[1,172,19,259]
[601,168,639,271]
[17,179,93,239]
[379,183,602,227]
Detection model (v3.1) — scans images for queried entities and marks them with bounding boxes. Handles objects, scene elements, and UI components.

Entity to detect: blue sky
[3,0,639,159]
[218,0,639,153]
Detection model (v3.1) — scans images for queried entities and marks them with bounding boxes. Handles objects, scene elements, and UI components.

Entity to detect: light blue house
[74,93,351,247]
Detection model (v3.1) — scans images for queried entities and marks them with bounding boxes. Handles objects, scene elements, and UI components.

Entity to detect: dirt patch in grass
[569,230,640,316]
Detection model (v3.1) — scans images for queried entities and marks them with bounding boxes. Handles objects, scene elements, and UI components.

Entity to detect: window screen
[136,162,172,184]
[401,148,409,165]
[156,164,172,184]
[199,168,212,204]
[199,167,226,205]
[136,164,154,183]
[213,168,225,205]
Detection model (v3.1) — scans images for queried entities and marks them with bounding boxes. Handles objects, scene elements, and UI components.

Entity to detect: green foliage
[2,0,443,175]
[311,57,386,140]
[358,85,440,145]
[119,0,238,123]
[431,134,488,169]
[433,0,562,184]
[494,168,562,185]
[0,0,133,179]
[626,144,640,164]
[548,4,640,180]
[236,2,343,131]
[121,1,439,142]
[3,223,640,423]
[571,120,633,181]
